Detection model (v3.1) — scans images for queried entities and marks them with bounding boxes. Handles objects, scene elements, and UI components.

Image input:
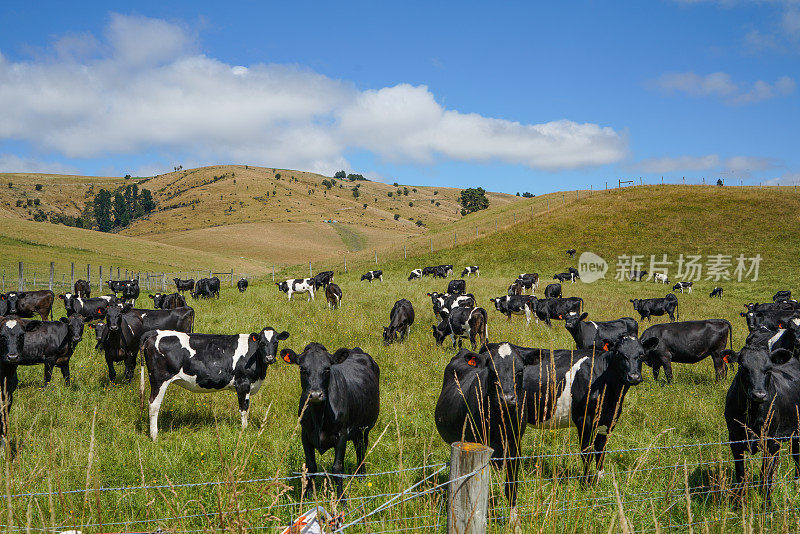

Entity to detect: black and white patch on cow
[360,270,383,282]
[672,281,693,293]
[237,278,249,293]
[326,283,342,309]
[653,273,669,284]
[59,293,116,320]
[490,295,534,325]
[408,269,422,281]
[432,306,488,350]
[461,266,480,277]
[276,278,315,300]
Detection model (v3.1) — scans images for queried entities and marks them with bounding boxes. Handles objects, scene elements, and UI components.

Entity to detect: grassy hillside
[5,184,800,533]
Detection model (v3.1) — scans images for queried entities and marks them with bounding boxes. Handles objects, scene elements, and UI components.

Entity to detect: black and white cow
[435,344,528,505]
[421,266,438,277]
[640,319,733,382]
[672,281,693,293]
[629,270,648,282]
[148,293,187,310]
[281,343,380,497]
[531,297,584,326]
[447,279,466,295]
[74,279,91,298]
[326,283,342,309]
[461,266,480,277]
[173,278,195,293]
[408,269,422,281]
[773,290,792,303]
[568,267,580,281]
[0,318,35,445]
[564,312,638,350]
[709,287,723,298]
[724,342,800,502]
[107,280,130,294]
[630,294,679,322]
[142,327,289,440]
[432,306,488,350]
[566,249,576,258]
[2,290,54,320]
[237,278,249,293]
[653,273,669,284]
[489,295,535,325]
[383,299,414,345]
[311,271,334,289]
[553,272,574,283]
[191,277,220,299]
[740,308,800,332]
[522,335,657,483]
[16,315,85,385]
[276,278,315,300]
[544,283,562,299]
[121,279,140,305]
[360,270,383,282]
[745,301,800,313]
[59,293,116,320]
[509,275,536,295]
[427,292,475,320]
[438,265,454,277]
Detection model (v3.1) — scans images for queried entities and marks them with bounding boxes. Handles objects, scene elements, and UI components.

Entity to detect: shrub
[408,202,413,207]
[459,187,489,214]
[35,183,43,191]
[394,214,400,220]
[387,192,393,197]
[33,198,40,206]
[416,220,424,227]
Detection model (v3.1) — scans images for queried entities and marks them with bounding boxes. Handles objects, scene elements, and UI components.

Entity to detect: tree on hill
[459,187,489,214]
[140,189,156,213]
[94,189,113,231]
[334,170,347,180]
[113,192,130,227]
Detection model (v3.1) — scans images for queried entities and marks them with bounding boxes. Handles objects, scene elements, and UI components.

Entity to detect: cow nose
[502,393,517,406]
[752,390,768,402]
[308,390,326,404]
[627,372,642,385]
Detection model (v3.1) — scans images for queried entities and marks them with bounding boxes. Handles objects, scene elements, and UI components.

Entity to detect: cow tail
[580,297,585,313]
[481,308,489,347]
[676,300,679,321]
[726,319,733,349]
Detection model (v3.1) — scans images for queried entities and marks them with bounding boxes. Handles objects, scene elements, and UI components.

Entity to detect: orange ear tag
[603,343,609,351]
[251,334,258,342]
[468,357,477,367]
[723,355,729,364]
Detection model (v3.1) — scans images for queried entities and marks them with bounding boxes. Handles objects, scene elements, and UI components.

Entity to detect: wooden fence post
[447,442,492,534]
[99,266,103,292]
[18,262,23,291]
[49,262,54,291]
[454,232,457,247]
[162,273,166,292]
[71,263,75,288]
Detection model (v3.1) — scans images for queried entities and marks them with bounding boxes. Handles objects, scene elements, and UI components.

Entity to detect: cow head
[4,292,23,315]
[477,343,526,411]
[248,328,289,365]
[149,294,165,308]
[564,311,588,330]
[606,336,654,386]
[726,345,793,403]
[89,322,107,350]
[0,319,39,363]
[275,281,289,293]
[629,299,640,310]
[60,314,85,344]
[281,342,347,405]
[105,303,132,331]
[383,327,397,345]
[489,297,503,311]
[432,319,450,345]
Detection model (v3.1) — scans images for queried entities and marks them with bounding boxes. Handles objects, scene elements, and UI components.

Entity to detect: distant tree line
[92,184,156,232]
[333,170,368,182]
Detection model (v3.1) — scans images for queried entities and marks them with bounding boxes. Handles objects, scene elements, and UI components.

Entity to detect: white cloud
[0,14,626,174]
[635,154,721,173]
[764,172,800,185]
[0,153,78,174]
[722,155,777,173]
[651,71,795,104]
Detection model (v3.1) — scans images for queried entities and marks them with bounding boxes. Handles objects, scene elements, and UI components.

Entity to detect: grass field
[4,184,800,533]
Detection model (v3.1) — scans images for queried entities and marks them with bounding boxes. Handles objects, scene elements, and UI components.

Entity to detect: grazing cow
[325,283,342,309]
[142,327,289,440]
[281,343,380,497]
[564,312,638,350]
[709,287,723,298]
[383,299,414,344]
[74,279,91,298]
[566,249,576,258]
[640,319,733,382]
[773,290,792,303]
[653,273,669,284]
[523,336,657,483]
[427,292,475,320]
[0,319,36,445]
[447,279,466,295]
[519,273,539,291]
[408,268,422,281]
[490,295,535,325]
[553,272,574,283]
[672,281,693,293]
[311,271,334,290]
[173,278,195,293]
[237,278,249,293]
[544,283,562,299]
[432,266,449,279]
[435,344,528,505]
[191,277,220,299]
[148,293,187,310]
[421,266,437,277]
[59,294,116,320]
[724,342,800,502]
[630,294,679,322]
[531,297,584,326]
[507,281,523,296]
[2,290,54,320]
[438,265,454,277]
[461,266,480,277]
[629,270,648,282]
[17,315,85,385]
[360,270,383,282]
[741,308,800,332]
[276,278,315,300]
[509,277,535,295]
[432,306,488,350]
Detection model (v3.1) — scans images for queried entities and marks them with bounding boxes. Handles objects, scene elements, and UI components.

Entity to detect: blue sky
[0,1,797,193]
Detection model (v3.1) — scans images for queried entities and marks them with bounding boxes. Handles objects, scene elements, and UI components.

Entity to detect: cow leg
[354,428,369,475]
[730,440,748,496]
[711,353,727,381]
[148,380,171,440]
[301,432,319,497]
[791,436,800,479]
[123,352,136,383]
[43,363,54,385]
[663,359,674,384]
[106,356,117,382]
[331,434,349,498]
[59,362,70,386]
[761,442,781,504]
[236,387,250,429]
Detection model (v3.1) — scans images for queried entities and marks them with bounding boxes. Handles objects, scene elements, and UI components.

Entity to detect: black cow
[510,276,536,295]
[709,287,723,298]
[435,344,528,505]
[461,266,480,277]
[320,283,340,310]
[421,266,437,277]
[566,249,576,258]
[447,279,466,295]
[311,271,334,289]
[360,270,383,282]
[17,315,84,385]
[276,278,315,300]
[532,297,584,326]
[90,322,107,351]
[427,292,475,320]
[192,277,220,299]
[630,294,679,322]
[629,270,648,282]
[432,306,488,350]
[523,336,657,483]
[107,280,129,293]
[564,312,638,350]
[745,301,800,313]
[59,294,116,320]
[121,280,140,305]
[724,342,800,502]
[383,299,414,345]
[438,265,454,277]
[281,343,380,498]
[237,278,249,293]
[432,266,449,279]
[544,283,562,299]
[672,281,693,293]
[553,272,574,283]
[148,293,187,310]
[489,295,535,324]
[640,319,733,382]
[173,278,195,293]
[1,290,54,320]
[142,327,289,440]
[74,279,91,298]
[741,308,800,332]
[0,318,36,445]
[408,269,422,281]
[773,290,792,303]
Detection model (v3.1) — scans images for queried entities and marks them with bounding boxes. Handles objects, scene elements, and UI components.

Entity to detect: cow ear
[24,320,41,331]
[122,304,133,313]
[250,332,259,343]
[280,348,298,364]
[332,348,350,364]
[722,349,739,364]
[770,348,793,365]
[579,312,589,321]
[277,330,290,341]
[739,312,747,317]
[641,337,659,352]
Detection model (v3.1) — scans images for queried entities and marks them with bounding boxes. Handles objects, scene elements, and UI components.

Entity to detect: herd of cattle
[1,259,799,508]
